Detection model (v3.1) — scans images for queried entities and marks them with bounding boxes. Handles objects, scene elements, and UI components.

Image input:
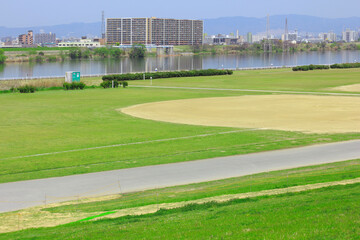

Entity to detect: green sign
[72,72,81,82]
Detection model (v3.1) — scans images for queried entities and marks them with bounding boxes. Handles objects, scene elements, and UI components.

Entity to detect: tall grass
[0,77,102,91]
[0,78,64,90]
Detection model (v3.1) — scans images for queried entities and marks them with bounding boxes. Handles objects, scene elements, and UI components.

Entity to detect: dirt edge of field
[1,177,359,234]
[329,83,360,92]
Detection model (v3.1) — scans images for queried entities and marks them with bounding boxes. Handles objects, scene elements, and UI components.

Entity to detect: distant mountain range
[204,15,360,36]
[1,15,359,39]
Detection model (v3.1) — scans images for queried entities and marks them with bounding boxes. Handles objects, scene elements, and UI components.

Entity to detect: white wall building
[342,29,358,42]
[58,39,101,48]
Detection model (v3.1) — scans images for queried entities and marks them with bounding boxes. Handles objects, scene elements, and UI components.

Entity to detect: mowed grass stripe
[0,129,260,161]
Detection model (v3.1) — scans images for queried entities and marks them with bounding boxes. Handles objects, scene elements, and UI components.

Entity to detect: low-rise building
[58,38,101,48]
[205,34,239,45]
[18,30,33,45]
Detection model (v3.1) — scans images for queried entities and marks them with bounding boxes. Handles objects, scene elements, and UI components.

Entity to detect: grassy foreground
[1,163,359,239]
[0,69,360,184]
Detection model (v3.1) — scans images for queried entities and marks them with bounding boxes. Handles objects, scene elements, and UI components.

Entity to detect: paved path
[1,140,360,213]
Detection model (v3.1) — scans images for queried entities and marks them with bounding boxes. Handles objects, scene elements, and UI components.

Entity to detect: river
[0,50,359,80]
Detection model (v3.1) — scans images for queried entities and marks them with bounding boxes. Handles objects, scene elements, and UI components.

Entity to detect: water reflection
[0,50,359,79]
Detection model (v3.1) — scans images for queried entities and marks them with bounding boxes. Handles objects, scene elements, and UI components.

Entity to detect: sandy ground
[330,84,360,92]
[1,177,359,233]
[121,95,360,133]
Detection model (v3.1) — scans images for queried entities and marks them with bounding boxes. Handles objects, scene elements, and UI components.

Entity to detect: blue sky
[2,0,360,27]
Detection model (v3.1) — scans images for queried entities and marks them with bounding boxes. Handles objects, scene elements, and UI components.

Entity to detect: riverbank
[1,50,359,80]
[2,42,360,63]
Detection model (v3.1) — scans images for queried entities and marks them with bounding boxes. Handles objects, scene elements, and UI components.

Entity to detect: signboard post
[65,72,81,83]
[72,72,81,82]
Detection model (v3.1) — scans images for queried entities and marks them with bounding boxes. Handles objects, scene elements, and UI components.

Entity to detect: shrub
[0,49,7,64]
[17,85,36,93]
[35,56,44,63]
[292,65,329,71]
[63,82,86,90]
[63,82,71,90]
[122,81,128,88]
[100,81,120,89]
[10,87,17,92]
[330,63,360,69]
[129,44,146,58]
[69,48,82,59]
[100,80,120,88]
[102,69,232,82]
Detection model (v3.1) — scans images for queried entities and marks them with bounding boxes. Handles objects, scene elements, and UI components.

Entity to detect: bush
[122,81,128,88]
[102,69,232,82]
[129,44,146,58]
[69,48,82,59]
[100,80,120,88]
[17,85,36,93]
[47,56,57,62]
[330,63,360,69]
[63,82,86,90]
[0,49,7,64]
[35,56,44,63]
[292,65,329,71]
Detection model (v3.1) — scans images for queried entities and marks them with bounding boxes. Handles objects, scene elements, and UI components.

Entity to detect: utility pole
[263,14,272,53]
[101,11,105,39]
[283,17,290,52]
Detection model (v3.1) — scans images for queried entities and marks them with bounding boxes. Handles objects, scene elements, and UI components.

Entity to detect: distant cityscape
[0,15,359,49]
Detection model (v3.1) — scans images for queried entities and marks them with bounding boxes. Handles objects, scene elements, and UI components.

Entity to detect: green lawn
[131,68,360,92]
[2,182,359,239]
[0,69,360,184]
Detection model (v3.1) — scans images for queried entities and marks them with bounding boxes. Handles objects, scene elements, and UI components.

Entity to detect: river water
[0,50,359,79]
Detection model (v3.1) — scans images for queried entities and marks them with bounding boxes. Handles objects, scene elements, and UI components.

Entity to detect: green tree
[129,44,146,58]
[0,49,6,64]
[82,49,92,59]
[69,48,82,59]
[94,47,109,58]
[109,48,123,59]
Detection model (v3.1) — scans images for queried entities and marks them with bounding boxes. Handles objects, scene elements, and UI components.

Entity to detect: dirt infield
[330,84,360,92]
[121,95,360,133]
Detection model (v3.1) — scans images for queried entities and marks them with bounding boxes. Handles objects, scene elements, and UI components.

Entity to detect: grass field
[130,68,360,93]
[1,159,359,238]
[0,69,360,184]
[1,67,360,238]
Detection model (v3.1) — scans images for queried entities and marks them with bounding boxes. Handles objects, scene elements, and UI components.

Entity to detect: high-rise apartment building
[246,32,252,43]
[35,32,56,44]
[18,30,33,45]
[328,32,337,42]
[342,29,358,42]
[106,17,203,45]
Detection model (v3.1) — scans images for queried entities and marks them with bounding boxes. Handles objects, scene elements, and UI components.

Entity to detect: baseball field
[0,68,360,238]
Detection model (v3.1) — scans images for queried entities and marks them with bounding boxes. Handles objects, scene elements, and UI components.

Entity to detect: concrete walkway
[0,140,360,213]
